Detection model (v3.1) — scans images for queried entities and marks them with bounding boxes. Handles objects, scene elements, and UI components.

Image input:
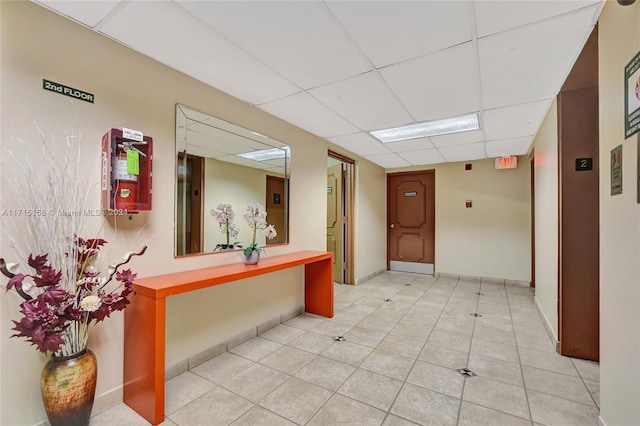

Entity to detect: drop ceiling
[34,0,604,169]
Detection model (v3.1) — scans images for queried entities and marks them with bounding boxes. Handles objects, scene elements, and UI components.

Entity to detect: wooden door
[558,87,599,360]
[176,153,203,255]
[388,171,435,274]
[327,164,343,282]
[266,175,286,245]
[557,25,599,361]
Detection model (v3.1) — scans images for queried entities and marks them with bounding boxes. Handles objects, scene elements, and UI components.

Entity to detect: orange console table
[123,250,334,425]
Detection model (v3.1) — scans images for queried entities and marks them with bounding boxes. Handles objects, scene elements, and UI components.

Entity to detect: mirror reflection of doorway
[176,152,204,255]
[265,175,288,245]
[327,151,354,284]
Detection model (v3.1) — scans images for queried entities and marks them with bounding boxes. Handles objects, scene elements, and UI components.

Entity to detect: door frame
[265,175,288,245]
[530,150,536,289]
[328,150,354,284]
[176,152,204,255]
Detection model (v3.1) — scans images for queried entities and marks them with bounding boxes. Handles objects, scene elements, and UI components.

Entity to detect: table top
[133,250,332,298]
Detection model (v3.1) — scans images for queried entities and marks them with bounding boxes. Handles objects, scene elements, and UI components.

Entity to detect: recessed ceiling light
[236,147,288,161]
[370,113,480,143]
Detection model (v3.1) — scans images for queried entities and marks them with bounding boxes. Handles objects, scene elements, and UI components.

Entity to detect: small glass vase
[244,250,260,265]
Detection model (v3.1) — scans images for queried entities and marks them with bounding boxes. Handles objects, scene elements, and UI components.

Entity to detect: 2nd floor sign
[43,79,94,104]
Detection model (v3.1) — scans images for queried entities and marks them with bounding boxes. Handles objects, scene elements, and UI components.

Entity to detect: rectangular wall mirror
[175,104,290,257]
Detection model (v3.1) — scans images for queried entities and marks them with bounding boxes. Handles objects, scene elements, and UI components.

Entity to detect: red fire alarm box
[101,128,152,213]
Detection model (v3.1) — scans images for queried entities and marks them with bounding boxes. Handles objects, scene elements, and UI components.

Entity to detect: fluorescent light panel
[370,113,480,143]
[236,147,287,161]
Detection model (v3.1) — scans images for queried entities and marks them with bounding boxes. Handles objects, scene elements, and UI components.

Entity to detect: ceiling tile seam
[590,1,607,25]
[170,0,308,106]
[474,2,603,40]
[518,98,556,154]
[91,0,128,31]
[468,0,489,161]
[318,0,418,127]
[484,97,555,113]
[254,89,367,142]
[512,17,595,152]
[552,23,597,105]
[372,38,474,75]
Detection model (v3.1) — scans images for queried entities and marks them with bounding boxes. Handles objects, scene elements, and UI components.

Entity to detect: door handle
[389,223,395,229]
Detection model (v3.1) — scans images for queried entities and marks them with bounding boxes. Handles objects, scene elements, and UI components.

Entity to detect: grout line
[96,272,597,425]
[506,281,535,424]
[453,277,482,425]
[570,357,601,408]
[382,274,464,425]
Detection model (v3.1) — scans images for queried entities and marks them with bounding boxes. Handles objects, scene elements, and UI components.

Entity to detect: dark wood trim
[530,151,536,288]
[556,25,599,361]
[328,151,355,284]
[328,150,355,164]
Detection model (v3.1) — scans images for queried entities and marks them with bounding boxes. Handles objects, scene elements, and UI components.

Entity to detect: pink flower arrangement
[210,203,240,250]
[242,203,277,256]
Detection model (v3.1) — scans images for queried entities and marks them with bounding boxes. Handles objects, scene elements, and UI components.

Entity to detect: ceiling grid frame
[33,0,604,169]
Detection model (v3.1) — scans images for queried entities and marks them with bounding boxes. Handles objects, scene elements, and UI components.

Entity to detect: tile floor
[91,272,600,425]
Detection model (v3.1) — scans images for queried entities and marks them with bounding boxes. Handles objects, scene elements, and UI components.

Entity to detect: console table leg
[304,257,334,317]
[124,293,166,425]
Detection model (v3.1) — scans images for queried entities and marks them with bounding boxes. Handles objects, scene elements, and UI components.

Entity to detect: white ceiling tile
[485,137,533,158]
[310,71,413,131]
[328,133,391,157]
[398,148,445,166]
[259,92,359,138]
[327,1,472,68]
[385,137,433,153]
[99,1,299,105]
[33,0,602,169]
[35,0,121,28]
[364,153,411,169]
[439,143,486,162]
[177,1,371,90]
[474,0,601,38]
[484,99,551,141]
[381,42,481,122]
[430,130,484,148]
[479,6,597,109]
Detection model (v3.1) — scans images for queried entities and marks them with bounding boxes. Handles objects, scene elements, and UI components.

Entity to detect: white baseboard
[390,261,433,274]
[355,267,387,285]
[534,296,559,349]
[85,304,304,420]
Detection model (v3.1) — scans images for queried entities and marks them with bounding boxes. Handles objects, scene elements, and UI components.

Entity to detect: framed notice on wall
[611,145,623,196]
[625,51,640,138]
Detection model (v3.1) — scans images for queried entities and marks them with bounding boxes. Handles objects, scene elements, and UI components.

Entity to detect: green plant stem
[251,225,257,250]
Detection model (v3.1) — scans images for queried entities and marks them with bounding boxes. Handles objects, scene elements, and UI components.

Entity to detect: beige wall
[202,158,267,252]
[388,158,531,282]
[531,99,559,339]
[352,156,389,281]
[435,159,530,281]
[598,1,640,424]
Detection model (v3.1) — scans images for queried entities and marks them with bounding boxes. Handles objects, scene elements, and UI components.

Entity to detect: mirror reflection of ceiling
[177,105,289,175]
[37,0,603,168]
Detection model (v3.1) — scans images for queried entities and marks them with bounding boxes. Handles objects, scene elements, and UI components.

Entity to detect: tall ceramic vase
[41,349,97,426]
